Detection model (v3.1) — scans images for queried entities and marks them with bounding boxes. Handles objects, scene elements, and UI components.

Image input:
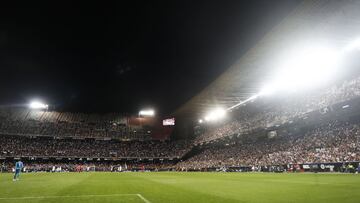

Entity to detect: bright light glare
[139,109,155,116]
[224,38,360,121]
[268,46,341,92]
[29,101,48,109]
[198,119,203,123]
[204,108,226,121]
[344,38,360,52]
[259,85,276,96]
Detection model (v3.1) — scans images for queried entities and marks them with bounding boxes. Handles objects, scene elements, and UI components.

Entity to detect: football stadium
[1,1,360,203]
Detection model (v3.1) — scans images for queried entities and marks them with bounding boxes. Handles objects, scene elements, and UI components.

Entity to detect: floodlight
[29,101,48,109]
[224,40,360,114]
[204,108,226,121]
[139,109,155,117]
[269,46,341,92]
[198,119,203,123]
[259,86,276,96]
[248,94,258,101]
[344,38,360,52]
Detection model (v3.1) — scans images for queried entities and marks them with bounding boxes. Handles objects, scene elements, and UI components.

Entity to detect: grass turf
[0,172,359,203]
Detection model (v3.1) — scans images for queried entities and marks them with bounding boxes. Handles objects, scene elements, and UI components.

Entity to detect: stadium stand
[2,74,360,172]
[0,108,149,140]
[2,161,175,172]
[194,75,360,145]
[177,120,360,171]
[0,56,360,171]
[0,135,190,159]
[1,74,360,173]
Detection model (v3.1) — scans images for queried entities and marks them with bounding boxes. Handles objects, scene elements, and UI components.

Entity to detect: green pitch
[0,172,359,203]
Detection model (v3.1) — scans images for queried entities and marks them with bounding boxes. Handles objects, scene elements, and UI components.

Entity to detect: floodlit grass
[0,172,359,203]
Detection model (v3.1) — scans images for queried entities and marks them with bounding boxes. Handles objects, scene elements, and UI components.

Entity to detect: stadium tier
[0,135,191,159]
[0,108,151,140]
[1,75,360,172]
[178,120,360,171]
[194,75,360,145]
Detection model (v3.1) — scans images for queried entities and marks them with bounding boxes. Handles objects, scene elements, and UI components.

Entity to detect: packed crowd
[0,109,128,123]
[0,109,149,140]
[0,120,149,140]
[2,161,175,172]
[195,75,360,144]
[1,75,360,171]
[178,121,360,169]
[0,135,191,158]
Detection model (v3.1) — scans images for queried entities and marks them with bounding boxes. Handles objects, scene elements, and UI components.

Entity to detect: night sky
[0,1,300,116]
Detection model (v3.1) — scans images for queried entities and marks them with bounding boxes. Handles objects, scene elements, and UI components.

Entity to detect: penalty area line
[0,193,152,203]
[137,194,152,203]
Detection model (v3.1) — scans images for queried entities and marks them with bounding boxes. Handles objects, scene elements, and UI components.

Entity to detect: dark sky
[0,1,300,116]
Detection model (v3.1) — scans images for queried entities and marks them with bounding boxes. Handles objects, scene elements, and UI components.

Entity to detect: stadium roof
[0,1,300,115]
[174,0,360,120]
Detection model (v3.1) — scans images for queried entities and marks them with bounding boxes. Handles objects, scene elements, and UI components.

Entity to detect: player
[13,160,24,181]
[1,161,5,173]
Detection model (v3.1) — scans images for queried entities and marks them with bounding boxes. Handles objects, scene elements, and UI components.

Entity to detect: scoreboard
[162,118,175,126]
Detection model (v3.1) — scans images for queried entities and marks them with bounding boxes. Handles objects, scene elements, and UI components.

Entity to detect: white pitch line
[0,193,152,202]
[137,194,152,203]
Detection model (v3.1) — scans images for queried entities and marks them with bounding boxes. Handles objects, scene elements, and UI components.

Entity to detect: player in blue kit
[13,160,24,181]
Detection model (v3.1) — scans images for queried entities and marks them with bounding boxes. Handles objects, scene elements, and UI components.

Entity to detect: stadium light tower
[139,109,155,117]
[29,101,48,110]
